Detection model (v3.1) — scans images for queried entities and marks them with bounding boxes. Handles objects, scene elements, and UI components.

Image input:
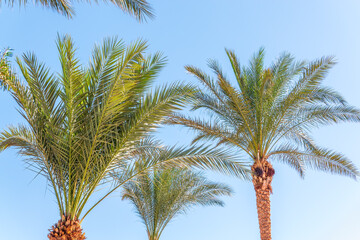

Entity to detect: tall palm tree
[1,0,153,21]
[0,35,248,240]
[122,147,232,240]
[167,48,360,240]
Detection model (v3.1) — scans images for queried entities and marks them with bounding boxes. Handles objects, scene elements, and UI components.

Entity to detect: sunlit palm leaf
[1,0,153,21]
[0,48,12,90]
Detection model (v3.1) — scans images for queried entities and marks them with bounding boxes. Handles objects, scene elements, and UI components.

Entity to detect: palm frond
[0,48,13,90]
[1,0,153,21]
[270,144,358,179]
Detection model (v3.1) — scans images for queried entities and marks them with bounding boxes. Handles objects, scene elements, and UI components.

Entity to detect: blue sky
[1,0,360,239]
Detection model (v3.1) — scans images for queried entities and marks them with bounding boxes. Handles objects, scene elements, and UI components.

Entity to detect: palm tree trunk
[48,215,86,240]
[254,183,271,240]
[252,159,275,240]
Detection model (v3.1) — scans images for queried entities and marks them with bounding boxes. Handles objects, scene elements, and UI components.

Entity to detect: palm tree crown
[170,48,360,178]
[122,165,232,240]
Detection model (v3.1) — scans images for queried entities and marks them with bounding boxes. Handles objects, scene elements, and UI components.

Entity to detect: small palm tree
[168,48,360,240]
[122,152,232,240]
[0,35,247,240]
[1,0,153,21]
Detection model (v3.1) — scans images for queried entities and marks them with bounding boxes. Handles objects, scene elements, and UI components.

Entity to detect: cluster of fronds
[0,35,247,224]
[1,0,153,21]
[168,48,360,178]
[122,161,232,240]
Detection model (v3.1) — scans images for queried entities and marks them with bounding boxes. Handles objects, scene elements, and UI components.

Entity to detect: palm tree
[167,48,360,240]
[1,0,153,21]
[0,35,248,240]
[122,148,232,240]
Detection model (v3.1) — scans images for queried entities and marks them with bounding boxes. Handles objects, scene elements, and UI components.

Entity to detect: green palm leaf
[1,0,153,21]
[0,48,12,90]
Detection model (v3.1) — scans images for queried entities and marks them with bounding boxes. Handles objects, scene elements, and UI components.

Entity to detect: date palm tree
[1,0,153,21]
[167,48,360,240]
[122,145,232,240]
[0,35,248,240]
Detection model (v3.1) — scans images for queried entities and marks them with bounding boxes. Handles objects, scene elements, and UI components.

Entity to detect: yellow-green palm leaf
[1,0,153,21]
[0,48,12,89]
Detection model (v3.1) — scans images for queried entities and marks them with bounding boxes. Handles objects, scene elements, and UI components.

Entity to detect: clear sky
[1,0,360,239]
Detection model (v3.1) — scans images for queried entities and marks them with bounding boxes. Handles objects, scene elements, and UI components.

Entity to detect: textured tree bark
[48,215,86,240]
[252,159,275,240]
[254,184,272,240]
